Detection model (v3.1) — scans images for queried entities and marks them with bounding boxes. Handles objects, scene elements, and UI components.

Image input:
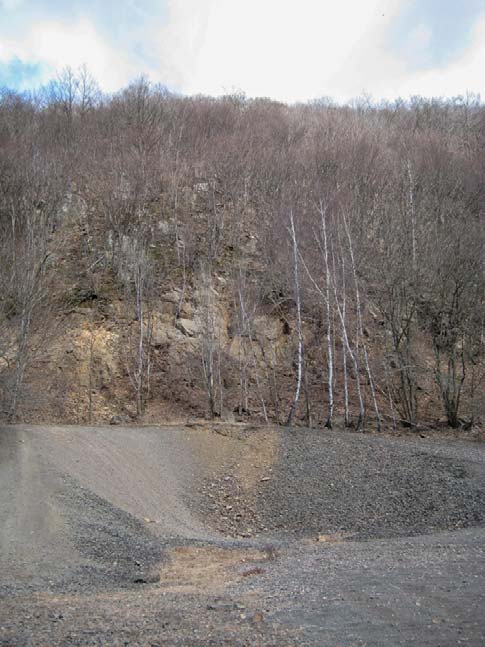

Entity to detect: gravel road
[1,424,484,646]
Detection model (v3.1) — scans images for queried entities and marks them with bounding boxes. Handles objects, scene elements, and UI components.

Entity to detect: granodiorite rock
[176,318,200,337]
[161,289,182,304]
[253,315,282,342]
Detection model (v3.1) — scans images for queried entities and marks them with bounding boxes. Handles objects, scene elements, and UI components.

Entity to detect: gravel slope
[0,425,217,595]
[1,423,484,646]
[200,427,485,540]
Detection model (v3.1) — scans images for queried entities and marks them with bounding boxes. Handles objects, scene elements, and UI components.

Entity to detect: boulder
[150,324,169,347]
[179,301,194,318]
[160,301,177,317]
[176,318,200,337]
[161,290,182,304]
[253,315,281,342]
[110,414,130,425]
[143,317,170,348]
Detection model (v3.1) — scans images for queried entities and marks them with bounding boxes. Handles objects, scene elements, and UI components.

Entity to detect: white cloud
[407,23,433,53]
[154,0,403,101]
[0,0,484,101]
[390,14,485,99]
[153,0,217,92]
[0,17,137,91]
[152,0,485,102]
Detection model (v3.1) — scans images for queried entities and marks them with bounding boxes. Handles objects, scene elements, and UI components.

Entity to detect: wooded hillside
[1,69,484,430]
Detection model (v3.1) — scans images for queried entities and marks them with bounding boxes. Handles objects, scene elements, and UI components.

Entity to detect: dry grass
[158,545,270,594]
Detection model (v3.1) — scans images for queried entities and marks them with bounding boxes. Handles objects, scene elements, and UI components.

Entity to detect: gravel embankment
[200,427,485,540]
[1,424,484,646]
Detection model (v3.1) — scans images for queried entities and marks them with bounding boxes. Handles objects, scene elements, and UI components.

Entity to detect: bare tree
[200,264,221,418]
[121,233,155,418]
[342,212,381,430]
[318,202,334,428]
[2,74,485,429]
[0,146,62,418]
[233,266,269,422]
[286,210,304,426]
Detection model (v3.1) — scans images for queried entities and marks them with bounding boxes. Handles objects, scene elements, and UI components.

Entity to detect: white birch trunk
[286,210,303,426]
[407,159,417,273]
[343,213,381,430]
[319,203,334,428]
[340,257,350,426]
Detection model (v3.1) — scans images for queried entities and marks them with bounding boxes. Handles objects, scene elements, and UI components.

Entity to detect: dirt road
[1,424,484,645]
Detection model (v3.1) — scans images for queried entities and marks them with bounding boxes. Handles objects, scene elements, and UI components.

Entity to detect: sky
[0,0,484,103]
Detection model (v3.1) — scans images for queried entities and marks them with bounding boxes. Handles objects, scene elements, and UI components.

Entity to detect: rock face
[162,290,182,304]
[149,319,169,348]
[110,414,130,425]
[150,328,167,348]
[253,316,281,342]
[176,318,200,337]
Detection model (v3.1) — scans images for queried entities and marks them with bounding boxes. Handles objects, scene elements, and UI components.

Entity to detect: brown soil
[159,545,271,594]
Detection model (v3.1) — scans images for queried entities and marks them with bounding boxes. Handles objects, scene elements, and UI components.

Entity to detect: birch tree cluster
[1,70,484,428]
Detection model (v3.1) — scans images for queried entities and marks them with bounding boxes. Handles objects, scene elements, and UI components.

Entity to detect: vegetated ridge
[1,71,484,432]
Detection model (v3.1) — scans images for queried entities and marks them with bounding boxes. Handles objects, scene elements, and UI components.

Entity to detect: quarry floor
[1,424,484,646]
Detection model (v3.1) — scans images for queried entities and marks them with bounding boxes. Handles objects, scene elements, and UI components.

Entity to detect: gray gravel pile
[199,474,265,538]
[58,482,165,589]
[1,425,485,645]
[202,428,485,540]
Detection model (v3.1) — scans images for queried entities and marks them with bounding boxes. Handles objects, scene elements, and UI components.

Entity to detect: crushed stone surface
[1,424,484,646]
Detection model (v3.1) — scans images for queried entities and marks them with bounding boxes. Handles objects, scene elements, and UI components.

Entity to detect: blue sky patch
[391,0,485,70]
[0,1,483,101]
[0,58,48,90]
